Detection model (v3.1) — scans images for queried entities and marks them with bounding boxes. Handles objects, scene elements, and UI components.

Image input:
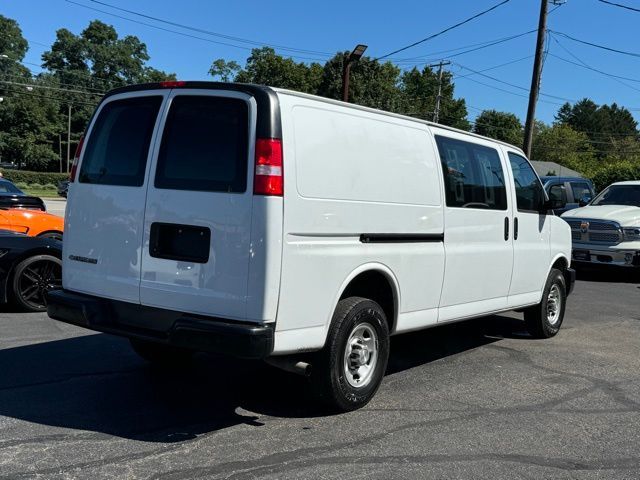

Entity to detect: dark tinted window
[571,182,591,202]
[508,152,545,213]
[435,135,507,210]
[155,96,249,193]
[592,185,640,207]
[0,181,22,194]
[79,96,162,186]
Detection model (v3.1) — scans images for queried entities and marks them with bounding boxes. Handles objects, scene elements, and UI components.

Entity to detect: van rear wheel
[523,268,567,338]
[129,338,193,367]
[312,297,390,412]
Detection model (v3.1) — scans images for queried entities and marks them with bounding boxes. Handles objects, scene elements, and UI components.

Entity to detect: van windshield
[591,185,640,207]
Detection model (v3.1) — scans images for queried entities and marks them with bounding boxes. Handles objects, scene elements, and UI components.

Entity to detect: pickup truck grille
[565,218,622,245]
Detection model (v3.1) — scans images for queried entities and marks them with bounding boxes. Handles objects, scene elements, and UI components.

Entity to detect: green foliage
[531,124,597,173]
[209,59,240,82]
[556,99,638,156]
[1,170,69,185]
[473,110,522,146]
[587,161,640,192]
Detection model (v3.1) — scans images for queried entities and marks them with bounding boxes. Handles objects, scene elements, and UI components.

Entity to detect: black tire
[524,268,567,338]
[312,297,390,412]
[129,338,193,367]
[11,254,62,312]
[38,231,63,241]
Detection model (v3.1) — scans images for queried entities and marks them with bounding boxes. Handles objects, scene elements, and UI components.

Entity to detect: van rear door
[63,91,167,303]
[139,89,255,320]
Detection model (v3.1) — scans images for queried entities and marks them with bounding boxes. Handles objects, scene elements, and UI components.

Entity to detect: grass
[22,187,59,198]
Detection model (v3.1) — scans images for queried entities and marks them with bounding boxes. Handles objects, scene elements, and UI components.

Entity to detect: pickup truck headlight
[623,227,640,241]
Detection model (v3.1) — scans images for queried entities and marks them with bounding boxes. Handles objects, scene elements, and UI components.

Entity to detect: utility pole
[66,103,72,173]
[523,0,550,158]
[429,60,451,123]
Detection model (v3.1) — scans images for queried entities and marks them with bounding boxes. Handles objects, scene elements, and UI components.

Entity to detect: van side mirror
[542,198,565,213]
[579,195,592,207]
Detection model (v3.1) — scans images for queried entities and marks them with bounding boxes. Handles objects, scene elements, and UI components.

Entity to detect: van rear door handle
[514,217,519,240]
[504,217,509,241]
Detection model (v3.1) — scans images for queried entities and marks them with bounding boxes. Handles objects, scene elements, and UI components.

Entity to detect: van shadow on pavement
[575,265,639,284]
[0,314,524,442]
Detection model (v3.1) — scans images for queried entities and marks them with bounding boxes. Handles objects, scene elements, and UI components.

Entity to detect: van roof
[103,81,526,156]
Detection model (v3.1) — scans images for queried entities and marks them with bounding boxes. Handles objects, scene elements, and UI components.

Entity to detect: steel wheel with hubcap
[12,254,62,312]
[524,268,566,338]
[313,296,390,412]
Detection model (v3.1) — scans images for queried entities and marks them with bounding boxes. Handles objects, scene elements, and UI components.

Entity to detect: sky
[2,0,640,125]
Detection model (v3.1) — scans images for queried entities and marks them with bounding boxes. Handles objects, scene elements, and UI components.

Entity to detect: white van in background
[47,81,575,411]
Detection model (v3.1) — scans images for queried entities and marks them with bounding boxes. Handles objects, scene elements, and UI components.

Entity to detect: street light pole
[66,103,72,173]
[341,44,368,103]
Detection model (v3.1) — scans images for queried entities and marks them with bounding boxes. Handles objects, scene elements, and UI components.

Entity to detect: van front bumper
[46,290,274,360]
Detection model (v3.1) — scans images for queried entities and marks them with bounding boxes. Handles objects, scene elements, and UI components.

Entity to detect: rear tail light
[69,135,84,182]
[254,138,283,196]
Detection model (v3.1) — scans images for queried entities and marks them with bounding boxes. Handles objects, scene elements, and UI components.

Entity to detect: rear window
[79,96,162,186]
[154,96,249,193]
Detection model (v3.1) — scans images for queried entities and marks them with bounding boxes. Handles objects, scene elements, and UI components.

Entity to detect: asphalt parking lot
[0,269,639,479]
[44,198,66,218]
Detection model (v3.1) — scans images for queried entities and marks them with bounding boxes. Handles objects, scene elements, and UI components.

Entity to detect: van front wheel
[313,297,390,412]
[524,268,567,338]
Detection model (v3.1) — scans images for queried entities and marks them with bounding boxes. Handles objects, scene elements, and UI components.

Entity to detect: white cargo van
[48,81,575,411]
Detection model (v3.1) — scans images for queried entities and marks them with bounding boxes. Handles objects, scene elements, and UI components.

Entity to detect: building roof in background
[531,161,582,178]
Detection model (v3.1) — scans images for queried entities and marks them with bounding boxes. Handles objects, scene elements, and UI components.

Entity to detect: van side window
[508,152,545,213]
[435,135,507,210]
[155,96,249,193]
[79,96,162,186]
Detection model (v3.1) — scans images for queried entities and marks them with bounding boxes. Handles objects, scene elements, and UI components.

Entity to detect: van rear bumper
[46,290,274,360]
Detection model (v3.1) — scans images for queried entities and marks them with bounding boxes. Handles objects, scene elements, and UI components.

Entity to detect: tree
[315,53,402,112]
[232,47,322,94]
[556,98,638,156]
[472,110,522,146]
[399,66,469,130]
[209,59,240,82]
[531,123,597,174]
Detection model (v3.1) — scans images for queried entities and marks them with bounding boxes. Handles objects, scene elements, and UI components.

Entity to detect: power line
[64,0,330,62]
[85,0,333,57]
[452,55,534,79]
[0,80,103,97]
[392,29,535,64]
[375,0,512,60]
[549,29,640,58]
[1,87,99,106]
[597,0,640,13]
[453,62,577,102]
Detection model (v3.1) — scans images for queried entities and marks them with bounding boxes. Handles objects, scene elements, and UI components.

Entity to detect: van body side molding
[359,233,444,243]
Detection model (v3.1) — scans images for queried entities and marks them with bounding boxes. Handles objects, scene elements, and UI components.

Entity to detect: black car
[57,179,69,198]
[0,230,61,312]
[0,178,46,211]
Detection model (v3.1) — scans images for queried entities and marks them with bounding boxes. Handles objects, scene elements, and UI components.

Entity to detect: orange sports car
[0,208,63,240]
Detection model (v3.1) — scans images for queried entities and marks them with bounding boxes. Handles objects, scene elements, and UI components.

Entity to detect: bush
[42,183,57,190]
[14,182,29,190]
[29,183,44,189]
[588,161,640,192]
[1,170,68,186]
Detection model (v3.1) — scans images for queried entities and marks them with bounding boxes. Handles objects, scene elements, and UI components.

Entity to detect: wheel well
[37,230,63,238]
[552,257,568,272]
[340,270,397,332]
